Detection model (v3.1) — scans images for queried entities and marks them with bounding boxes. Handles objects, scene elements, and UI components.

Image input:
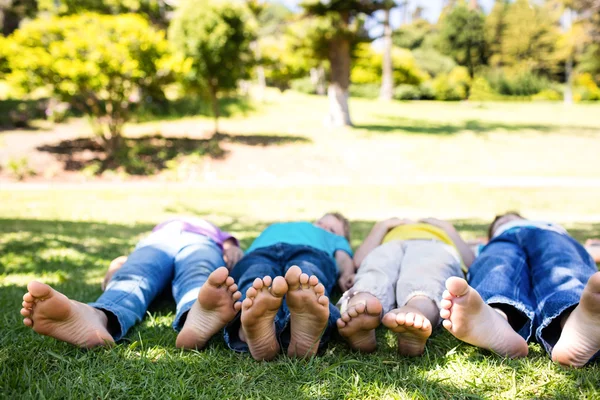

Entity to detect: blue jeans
[89,222,225,340]
[224,243,340,353]
[468,227,598,357]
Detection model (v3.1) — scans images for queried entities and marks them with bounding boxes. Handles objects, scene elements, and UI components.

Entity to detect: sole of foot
[21,281,114,348]
[176,267,242,350]
[440,277,528,358]
[337,292,382,353]
[552,272,600,367]
[382,306,432,356]
[285,265,330,358]
[241,275,288,361]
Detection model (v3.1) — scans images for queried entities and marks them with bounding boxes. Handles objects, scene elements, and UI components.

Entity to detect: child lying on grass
[440,213,600,368]
[336,217,474,356]
[21,217,243,350]
[223,212,355,360]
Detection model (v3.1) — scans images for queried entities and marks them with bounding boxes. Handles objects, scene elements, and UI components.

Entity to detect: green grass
[1,188,600,399]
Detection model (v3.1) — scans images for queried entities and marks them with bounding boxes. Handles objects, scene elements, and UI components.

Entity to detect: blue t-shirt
[247,222,353,258]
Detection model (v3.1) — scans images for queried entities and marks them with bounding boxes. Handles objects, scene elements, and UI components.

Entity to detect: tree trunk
[328,23,352,127]
[252,41,267,102]
[380,8,394,101]
[208,84,220,134]
[311,66,326,96]
[564,8,574,106]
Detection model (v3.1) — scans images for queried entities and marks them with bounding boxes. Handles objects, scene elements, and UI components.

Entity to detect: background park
[1,0,600,398]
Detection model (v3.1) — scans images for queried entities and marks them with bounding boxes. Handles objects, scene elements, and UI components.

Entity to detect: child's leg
[337,241,404,352]
[522,230,600,366]
[223,247,287,361]
[172,234,242,350]
[439,237,531,358]
[383,241,463,356]
[21,225,182,346]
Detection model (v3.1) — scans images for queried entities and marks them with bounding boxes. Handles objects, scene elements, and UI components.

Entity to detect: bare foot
[552,272,600,367]
[440,277,528,358]
[241,275,288,361]
[336,292,382,353]
[382,306,432,356]
[176,267,242,350]
[102,256,128,291]
[285,265,330,358]
[20,281,114,348]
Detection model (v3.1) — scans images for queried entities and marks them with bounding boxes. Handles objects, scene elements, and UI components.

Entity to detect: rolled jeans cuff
[485,295,535,342]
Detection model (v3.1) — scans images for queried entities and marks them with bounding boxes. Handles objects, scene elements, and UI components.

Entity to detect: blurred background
[0,0,599,223]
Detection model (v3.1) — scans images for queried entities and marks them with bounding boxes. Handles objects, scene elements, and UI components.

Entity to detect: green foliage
[485,68,552,96]
[7,13,173,155]
[260,35,311,91]
[290,77,316,94]
[532,88,563,101]
[500,0,561,76]
[6,156,36,180]
[169,0,254,131]
[578,44,600,84]
[431,66,471,101]
[0,37,10,77]
[349,83,380,98]
[351,44,428,86]
[393,84,421,100]
[485,0,509,68]
[392,18,435,50]
[412,48,456,77]
[437,1,487,78]
[574,72,600,101]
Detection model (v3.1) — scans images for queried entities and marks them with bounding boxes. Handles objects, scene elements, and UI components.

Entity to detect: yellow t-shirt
[383,223,466,271]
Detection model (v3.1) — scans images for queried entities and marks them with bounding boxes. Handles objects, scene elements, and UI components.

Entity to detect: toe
[233,301,242,312]
[242,298,253,309]
[233,291,242,301]
[27,281,53,299]
[445,277,470,297]
[246,287,258,299]
[22,301,33,308]
[341,313,351,322]
[422,319,431,330]
[396,313,407,325]
[348,307,359,318]
[208,267,229,286]
[262,276,273,287]
[317,296,329,306]
[285,265,302,288]
[442,290,453,300]
[225,276,234,286]
[354,302,366,314]
[271,276,288,297]
[308,275,319,286]
[299,273,309,287]
[337,319,346,328]
[252,278,263,290]
[405,313,415,326]
[20,308,31,317]
[440,308,451,319]
[23,318,33,327]
[382,313,398,328]
[441,299,452,309]
[229,284,238,293]
[413,314,424,328]
[442,319,452,330]
[314,283,325,296]
[23,292,34,302]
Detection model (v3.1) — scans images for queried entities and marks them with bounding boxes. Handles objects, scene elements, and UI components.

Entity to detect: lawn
[1,97,600,399]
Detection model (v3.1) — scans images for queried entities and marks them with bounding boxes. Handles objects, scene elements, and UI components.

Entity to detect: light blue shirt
[247,222,353,258]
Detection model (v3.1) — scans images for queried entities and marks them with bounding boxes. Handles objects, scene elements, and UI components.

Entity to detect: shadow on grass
[36,132,311,175]
[355,116,600,136]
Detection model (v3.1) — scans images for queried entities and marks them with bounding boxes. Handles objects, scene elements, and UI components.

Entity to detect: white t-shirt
[493,220,567,239]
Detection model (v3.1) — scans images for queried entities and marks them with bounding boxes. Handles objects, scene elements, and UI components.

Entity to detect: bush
[430,67,470,101]
[574,73,600,101]
[532,89,562,101]
[349,84,380,99]
[7,13,173,157]
[412,48,456,77]
[7,157,36,181]
[485,68,551,96]
[290,77,316,95]
[393,84,421,100]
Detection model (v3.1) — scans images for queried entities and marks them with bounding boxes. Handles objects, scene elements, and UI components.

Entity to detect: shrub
[290,77,316,94]
[393,84,421,100]
[412,48,456,77]
[532,89,562,101]
[485,68,551,96]
[7,157,36,181]
[7,13,173,157]
[574,73,600,101]
[351,44,429,86]
[431,67,470,101]
[349,84,380,99]
[169,0,254,133]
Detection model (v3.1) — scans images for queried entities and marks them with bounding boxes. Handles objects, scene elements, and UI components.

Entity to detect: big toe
[285,266,302,288]
[271,276,288,297]
[207,267,230,287]
[585,272,600,293]
[445,277,470,297]
[27,281,53,299]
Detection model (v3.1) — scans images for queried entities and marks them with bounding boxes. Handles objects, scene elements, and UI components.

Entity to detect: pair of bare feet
[20,265,330,362]
[337,294,434,356]
[21,266,243,350]
[337,272,600,367]
[238,265,330,360]
[440,271,600,367]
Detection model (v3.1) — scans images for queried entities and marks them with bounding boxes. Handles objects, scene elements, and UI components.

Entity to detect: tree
[500,0,561,76]
[169,0,254,134]
[300,0,388,127]
[0,0,37,36]
[380,1,396,101]
[485,0,510,68]
[437,0,487,80]
[7,13,173,157]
